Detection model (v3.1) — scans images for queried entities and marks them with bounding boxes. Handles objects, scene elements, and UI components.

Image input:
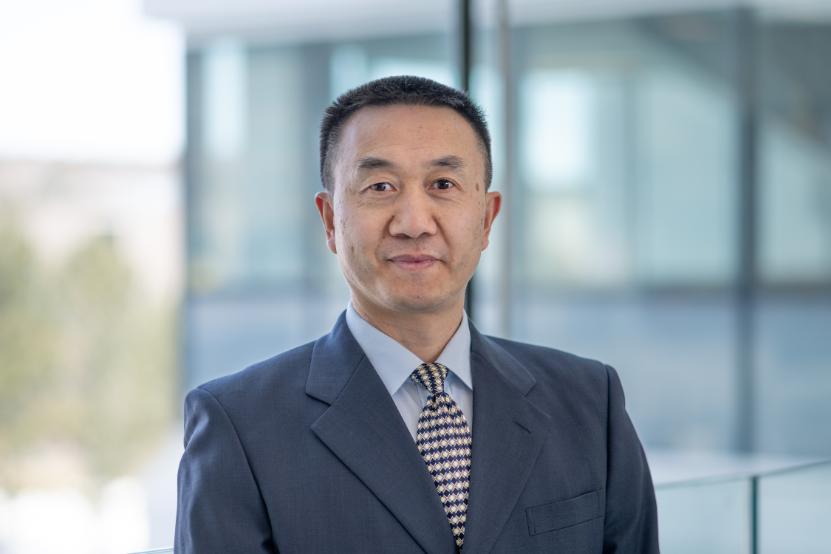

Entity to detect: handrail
[655,456,831,554]
[655,457,831,490]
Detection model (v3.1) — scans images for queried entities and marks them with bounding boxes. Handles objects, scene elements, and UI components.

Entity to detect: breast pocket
[525,489,603,536]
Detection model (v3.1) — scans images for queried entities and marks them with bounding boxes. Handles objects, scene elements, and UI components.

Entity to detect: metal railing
[655,458,831,554]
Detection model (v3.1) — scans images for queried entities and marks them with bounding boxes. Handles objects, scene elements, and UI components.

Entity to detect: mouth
[387,254,440,271]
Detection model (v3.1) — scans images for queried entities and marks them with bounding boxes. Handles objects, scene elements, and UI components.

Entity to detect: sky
[0,0,183,164]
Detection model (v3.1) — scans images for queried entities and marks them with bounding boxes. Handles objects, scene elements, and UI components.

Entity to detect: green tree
[0,207,175,490]
[0,210,61,484]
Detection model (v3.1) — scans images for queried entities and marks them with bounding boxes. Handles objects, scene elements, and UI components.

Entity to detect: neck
[351,299,464,362]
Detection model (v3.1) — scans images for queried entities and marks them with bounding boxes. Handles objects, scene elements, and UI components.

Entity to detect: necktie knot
[410,362,449,397]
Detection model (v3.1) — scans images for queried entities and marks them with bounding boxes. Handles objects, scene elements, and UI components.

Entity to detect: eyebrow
[355,155,466,173]
[356,156,394,172]
[430,155,465,171]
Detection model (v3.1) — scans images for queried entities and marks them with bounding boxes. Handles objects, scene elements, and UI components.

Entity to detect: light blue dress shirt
[345,303,473,441]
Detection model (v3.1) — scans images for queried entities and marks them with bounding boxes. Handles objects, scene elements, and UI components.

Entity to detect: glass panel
[511,12,739,290]
[474,8,742,450]
[656,478,751,554]
[756,295,831,457]
[754,16,831,459]
[469,0,509,336]
[758,18,831,284]
[759,462,831,554]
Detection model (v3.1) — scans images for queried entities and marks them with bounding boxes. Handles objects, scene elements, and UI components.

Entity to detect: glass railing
[656,459,831,554]
[657,475,752,553]
[132,459,830,554]
[758,460,831,554]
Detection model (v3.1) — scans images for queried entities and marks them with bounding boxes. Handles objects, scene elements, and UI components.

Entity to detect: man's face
[315,104,501,319]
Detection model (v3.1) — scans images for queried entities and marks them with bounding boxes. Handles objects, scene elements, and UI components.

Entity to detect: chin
[384,293,455,315]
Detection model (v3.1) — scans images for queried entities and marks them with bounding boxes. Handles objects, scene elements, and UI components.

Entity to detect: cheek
[448,210,486,258]
[336,212,379,262]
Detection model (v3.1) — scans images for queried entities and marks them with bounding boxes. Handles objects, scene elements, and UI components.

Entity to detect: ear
[314,190,337,254]
[481,191,502,250]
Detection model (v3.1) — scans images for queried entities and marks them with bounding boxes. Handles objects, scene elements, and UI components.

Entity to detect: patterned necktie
[410,362,472,551]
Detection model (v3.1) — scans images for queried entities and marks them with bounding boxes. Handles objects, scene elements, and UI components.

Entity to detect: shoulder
[481,334,615,406]
[191,340,317,413]
[488,334,609,378]
[489,336,606,372]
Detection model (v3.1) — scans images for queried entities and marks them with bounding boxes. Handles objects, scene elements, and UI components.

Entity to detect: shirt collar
[345,302,472,396]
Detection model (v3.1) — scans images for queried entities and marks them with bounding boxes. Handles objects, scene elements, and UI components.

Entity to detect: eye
[432,179,455,191]
[368,182,394,192]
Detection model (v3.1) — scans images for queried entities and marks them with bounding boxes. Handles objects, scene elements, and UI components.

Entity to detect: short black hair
[319,75,492,191]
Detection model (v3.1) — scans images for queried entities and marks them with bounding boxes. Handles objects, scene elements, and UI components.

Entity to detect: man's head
[320,75,492,192]
[314,76,500,321]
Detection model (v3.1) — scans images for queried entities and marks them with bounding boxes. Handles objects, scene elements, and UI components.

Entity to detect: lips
[388,254,440,270]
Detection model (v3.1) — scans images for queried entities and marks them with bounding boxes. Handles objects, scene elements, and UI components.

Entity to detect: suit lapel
[307,313,456,554]
[462,326,552,554]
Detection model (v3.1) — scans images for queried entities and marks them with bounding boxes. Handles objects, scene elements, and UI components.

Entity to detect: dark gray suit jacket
[175,313,658,553]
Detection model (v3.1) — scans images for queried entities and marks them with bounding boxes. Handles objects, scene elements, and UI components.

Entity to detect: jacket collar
[307,312,551,554]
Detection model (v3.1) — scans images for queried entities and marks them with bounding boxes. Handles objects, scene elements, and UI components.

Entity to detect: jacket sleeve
[602,365,659,553]
[175,386,276,554]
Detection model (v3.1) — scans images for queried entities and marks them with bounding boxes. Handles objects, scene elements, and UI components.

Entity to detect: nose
[388,187,438,239]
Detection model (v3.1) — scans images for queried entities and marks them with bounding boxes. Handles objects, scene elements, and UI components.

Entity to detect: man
[175,75,658,553]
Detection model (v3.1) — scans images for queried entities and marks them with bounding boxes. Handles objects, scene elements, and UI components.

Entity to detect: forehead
[336,104,482,161]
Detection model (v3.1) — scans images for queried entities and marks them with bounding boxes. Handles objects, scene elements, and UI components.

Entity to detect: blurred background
[0,0,829,552]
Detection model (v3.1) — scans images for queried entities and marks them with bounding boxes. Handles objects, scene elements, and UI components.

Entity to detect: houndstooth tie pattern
[410,362,472,551]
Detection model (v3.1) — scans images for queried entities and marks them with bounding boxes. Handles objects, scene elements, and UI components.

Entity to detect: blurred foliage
[0,206,175,491]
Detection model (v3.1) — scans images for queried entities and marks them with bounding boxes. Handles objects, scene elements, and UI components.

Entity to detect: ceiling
[144,0,831,42]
